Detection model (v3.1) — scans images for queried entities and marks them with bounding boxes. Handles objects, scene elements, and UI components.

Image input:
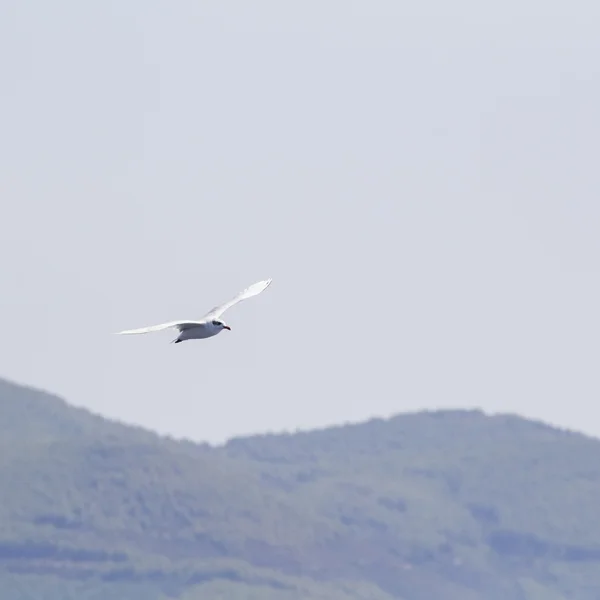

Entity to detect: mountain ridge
[1,374,590,449]
[0,376,599,599]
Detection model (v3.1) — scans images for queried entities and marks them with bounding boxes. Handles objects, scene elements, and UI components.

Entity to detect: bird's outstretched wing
[114,320,204,335]
[203,278,272,319]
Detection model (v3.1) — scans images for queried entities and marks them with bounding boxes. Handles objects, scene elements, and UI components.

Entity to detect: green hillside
[0,377,599,599]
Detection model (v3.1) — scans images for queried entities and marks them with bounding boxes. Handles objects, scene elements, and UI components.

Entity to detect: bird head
[211,319,231,331]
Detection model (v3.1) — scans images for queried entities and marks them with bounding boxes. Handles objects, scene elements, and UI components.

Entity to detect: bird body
[171,320,228,343]
[115,278,272,344]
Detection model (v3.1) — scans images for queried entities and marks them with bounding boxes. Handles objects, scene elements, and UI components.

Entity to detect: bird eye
[212,320,220,326]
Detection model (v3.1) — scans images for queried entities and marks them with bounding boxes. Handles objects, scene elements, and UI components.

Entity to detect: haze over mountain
[1,377,599,600]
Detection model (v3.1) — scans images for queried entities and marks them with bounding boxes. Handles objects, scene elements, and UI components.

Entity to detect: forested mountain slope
[0,377,599,599]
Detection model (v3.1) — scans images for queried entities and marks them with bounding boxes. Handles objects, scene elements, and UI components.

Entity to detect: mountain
[0,377,599,599]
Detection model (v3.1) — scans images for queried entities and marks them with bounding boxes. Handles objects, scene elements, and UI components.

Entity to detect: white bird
[115,278,272,344]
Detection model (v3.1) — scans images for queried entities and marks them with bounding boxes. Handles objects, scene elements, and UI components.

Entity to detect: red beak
[223,325,231,330]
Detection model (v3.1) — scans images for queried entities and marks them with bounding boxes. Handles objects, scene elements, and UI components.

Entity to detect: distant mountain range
[0,377,599,600]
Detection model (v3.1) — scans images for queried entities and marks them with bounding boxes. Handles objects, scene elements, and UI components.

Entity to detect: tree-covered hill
[0,377,599,599]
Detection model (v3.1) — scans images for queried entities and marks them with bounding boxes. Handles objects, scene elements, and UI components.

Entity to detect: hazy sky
[2,0,600,444]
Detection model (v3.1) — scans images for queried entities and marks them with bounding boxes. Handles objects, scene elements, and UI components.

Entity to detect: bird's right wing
[203,278,272,319]
[114,320,203,335]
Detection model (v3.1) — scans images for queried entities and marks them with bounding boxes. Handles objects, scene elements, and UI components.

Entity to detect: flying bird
[115,278,272,344]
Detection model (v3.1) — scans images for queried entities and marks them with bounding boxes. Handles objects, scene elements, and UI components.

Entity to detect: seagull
[115,278,272,344]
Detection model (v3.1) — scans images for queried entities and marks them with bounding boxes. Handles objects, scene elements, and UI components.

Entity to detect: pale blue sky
[1,0,600,443]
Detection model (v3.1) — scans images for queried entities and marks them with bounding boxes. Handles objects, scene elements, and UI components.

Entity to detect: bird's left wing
[203,278,272,319]
[114,320,203,335]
